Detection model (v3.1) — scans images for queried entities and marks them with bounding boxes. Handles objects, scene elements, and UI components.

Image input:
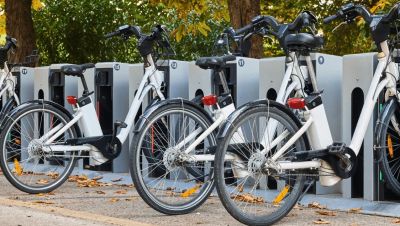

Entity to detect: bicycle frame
[0,63,19,106]
[181,52,308,163]
[262,40,399,186]
[41,54,166,164]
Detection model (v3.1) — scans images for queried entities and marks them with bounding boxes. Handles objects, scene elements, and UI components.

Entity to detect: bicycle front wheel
[0,103,78,193]
[215,104,306,225]
[379,100,400,195]
[130,101,216,215]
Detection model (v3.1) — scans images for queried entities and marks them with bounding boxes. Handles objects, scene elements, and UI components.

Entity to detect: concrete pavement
[0,173,399,226]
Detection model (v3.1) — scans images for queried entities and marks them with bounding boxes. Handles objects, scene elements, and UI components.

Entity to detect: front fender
[2,99,82,137]
[217,99,310,149]
[133,98,213,134]
[375,97,398,145]
[0,95,17,120]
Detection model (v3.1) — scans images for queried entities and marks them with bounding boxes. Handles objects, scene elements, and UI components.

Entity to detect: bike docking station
[152,59,189,104]
[141,60,189,178]
[30,64,79,167]
[92,62,130,173]
[189,57,259,107]
[34,64,79,112]
[258,57,286,100]
[127,60,190,141]
[6,66,35,105]
[281,53,344,195]
[341,53,398,202]
[311,53,343,195]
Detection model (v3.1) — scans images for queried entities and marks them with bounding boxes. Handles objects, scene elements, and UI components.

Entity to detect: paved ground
[0,174,399,226]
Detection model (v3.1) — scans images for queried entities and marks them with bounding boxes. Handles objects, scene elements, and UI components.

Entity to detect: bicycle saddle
[284,33,324,50]
[195,55,236,70]
[61,63,95,76]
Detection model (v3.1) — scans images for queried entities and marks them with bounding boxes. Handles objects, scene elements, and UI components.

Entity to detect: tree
[228,0,263,58]
[5,0,39,64]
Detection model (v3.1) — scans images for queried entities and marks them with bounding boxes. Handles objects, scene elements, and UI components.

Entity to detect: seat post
[217,69,230,94]
[80,75,90,96]
[304,53,318,92]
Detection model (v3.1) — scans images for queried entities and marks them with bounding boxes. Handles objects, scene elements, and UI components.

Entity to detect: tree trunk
[228,0,262,58]
[5,0,36,65]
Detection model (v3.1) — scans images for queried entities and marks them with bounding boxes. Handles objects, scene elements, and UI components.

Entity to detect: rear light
[287,98,305,109]
[66,96,77,105]
[202,95,218,106]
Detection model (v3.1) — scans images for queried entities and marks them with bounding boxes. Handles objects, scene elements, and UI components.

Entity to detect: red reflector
[287,98,305,109]
[202,95,218,106]
[66,96,77,105]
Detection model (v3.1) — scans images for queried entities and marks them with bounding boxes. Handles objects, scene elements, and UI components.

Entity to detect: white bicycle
[0,24,172,193]
[0,36,21,120]
[129,12,320,215]
[214,3,400,225]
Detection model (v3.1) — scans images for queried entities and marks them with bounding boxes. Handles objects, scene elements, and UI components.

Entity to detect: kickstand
[298,178,315,203]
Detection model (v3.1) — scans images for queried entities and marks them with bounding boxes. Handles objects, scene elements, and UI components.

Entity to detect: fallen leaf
[315,210,336,216]
[348,208,362,213]
[92,176,103,181]
[119,184,134,188]
[115,190,128,195]
[36,179,49,185]
[181,185,201,198]
[308,202,326,209]
[237,184,244,193]
[293,204,303,210]
[109,198,120,203]
[166,187,175,191]
[95,191,106,195]
[231,193,264,204]
[111,178,122,182]
[13,158,23,176]
[47,172,59,179]
[32,200,55,205]
[125,197,137,201]
[313,218,330,224]
[35,191,55,197]
[392,219,400,224]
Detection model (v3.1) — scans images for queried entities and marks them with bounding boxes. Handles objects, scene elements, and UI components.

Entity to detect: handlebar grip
[223,27,236,38]
[235,23,253,35]
[131,26,141,39]
[104,31,119,39]
[323,14,338,24]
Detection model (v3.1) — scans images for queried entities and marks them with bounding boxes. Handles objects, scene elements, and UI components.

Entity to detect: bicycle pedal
[328,142,346,155]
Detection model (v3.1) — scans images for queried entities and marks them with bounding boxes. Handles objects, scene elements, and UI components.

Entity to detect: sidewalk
[74,169,400,218]
[0,173,399,226]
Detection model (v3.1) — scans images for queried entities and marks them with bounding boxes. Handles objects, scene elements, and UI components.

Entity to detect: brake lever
[332,21,347,32]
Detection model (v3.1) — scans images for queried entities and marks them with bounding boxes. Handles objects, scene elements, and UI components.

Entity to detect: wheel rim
[383,114,400,186]
[135,108,215,210]
[2,109,76,191]
[217,110,304,220]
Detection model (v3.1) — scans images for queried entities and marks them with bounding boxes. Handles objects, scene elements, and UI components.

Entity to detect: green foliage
[261,0,398,56]
[33,0,229,65]
[150,0,229,42]
[33,0,399,64]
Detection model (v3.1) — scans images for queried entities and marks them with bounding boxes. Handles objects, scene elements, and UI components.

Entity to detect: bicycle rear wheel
[215,104,306,225]
[0,103,78,193]
[130,101,216,214]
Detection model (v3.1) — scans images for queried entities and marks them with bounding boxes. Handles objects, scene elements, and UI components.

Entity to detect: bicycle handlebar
[323,14,338,24]
[1,36,17,51]
[323,3,373,24]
